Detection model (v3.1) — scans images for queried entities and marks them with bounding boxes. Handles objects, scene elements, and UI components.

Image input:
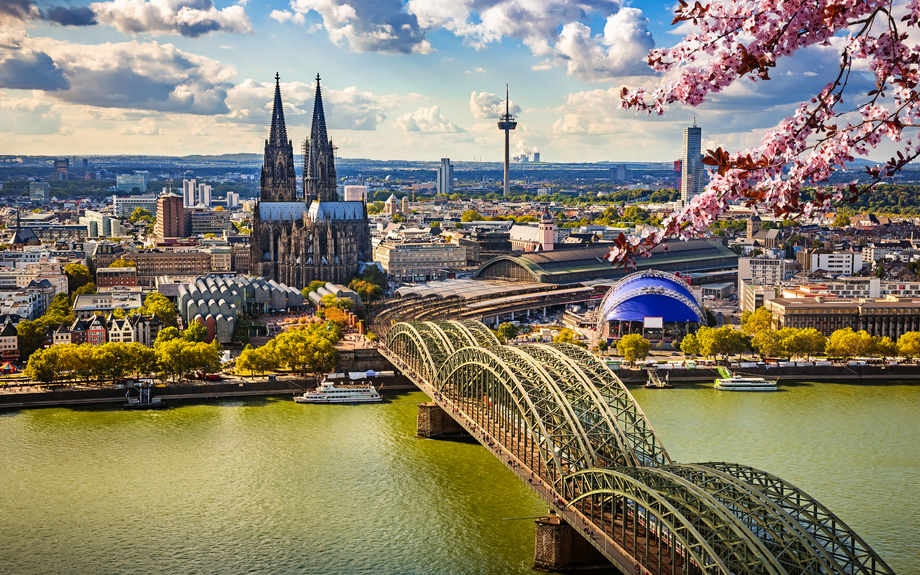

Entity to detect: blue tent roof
[602,273,702,324]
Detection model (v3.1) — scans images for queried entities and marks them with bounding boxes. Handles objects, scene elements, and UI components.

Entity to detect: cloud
[464,67,486,74]
[469,91,520,119]
[270,9,304,24]
[121,118,160,134]
[395,105,463,133]
[0,97,62,134]
[286,0,432,54]
[0,49,70,91]
[0,0,40,24]
[554,8,655,81]
[90,0,253,38]
[224,77,415,131]
[43,5,98,25]
[14,35,239,114]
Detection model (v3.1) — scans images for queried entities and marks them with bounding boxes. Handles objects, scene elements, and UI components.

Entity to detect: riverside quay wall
[615,364,920,383]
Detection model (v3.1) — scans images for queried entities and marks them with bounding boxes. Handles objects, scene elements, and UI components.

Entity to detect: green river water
[0,381,917,575]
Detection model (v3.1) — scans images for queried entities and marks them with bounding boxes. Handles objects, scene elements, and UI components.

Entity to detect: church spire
[311,73,328,147]
[269,72,288,147]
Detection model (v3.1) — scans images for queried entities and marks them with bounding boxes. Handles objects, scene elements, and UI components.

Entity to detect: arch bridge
[379,320,895,575]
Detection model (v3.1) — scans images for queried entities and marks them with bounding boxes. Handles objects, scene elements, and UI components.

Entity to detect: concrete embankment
[615,364,920,383]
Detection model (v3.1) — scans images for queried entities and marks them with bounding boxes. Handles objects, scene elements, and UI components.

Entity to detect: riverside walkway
[373,319,897,575]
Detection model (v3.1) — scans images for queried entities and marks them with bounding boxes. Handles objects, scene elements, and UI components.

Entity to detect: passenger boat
[294,378,383,404]
[714,367,777,391]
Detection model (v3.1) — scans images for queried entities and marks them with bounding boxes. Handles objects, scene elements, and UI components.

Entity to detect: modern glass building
[680,120,704,206]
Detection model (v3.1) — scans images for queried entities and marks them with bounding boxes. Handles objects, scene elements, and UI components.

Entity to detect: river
[0,380,916,574]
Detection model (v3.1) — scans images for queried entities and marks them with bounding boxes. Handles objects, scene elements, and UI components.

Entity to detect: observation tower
[496,85,517,197]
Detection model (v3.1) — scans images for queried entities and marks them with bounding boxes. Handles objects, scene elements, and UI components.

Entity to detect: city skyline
[0,0,883,163]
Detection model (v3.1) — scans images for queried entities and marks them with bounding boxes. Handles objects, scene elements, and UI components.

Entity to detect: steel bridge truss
[384,321,896,575]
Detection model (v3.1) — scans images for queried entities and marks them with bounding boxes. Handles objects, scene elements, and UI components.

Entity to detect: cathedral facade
[250,74,373,288]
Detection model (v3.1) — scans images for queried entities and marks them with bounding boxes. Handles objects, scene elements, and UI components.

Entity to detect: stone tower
[303,74,338,204]
[539,209,554,252]
[260,74,298,201]
[747,215,762,240]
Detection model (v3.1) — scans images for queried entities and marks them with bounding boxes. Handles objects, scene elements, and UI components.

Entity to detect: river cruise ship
[294,378,383,404]
[714,367,777,391]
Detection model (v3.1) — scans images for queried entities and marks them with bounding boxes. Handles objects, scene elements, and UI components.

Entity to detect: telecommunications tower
[497,85,517,197]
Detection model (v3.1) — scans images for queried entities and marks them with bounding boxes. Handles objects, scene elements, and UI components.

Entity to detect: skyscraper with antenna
[497,85,517,197]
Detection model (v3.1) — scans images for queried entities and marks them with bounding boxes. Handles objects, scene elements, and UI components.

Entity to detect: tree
[214,206,225,211]
[461,209,483,222]
[182,321,207,343]
[826,328,874,360]
[617,334,650,363]
[740,308,772,336]
[833,213,851,228]
[552,328,586,348]
[596,340,609,352]
[696,327,746,359]
[129,208,153,223]
[897,332,920,360]
[64,263,92,292]
[703,307,717,328]
[496,323,519,341]
[306,280,326,294]
[874,336,898,359]
[154,326,180,349]
[680,333,700,357]
[782,328,827,359]
[24,347,58,384]
[109,258,136,268]
[141,292,177,328]
[392,213,407,223]
[613,3,920,265]
[70,282,97,304]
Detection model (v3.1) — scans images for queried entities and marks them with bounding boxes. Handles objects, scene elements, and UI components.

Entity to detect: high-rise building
[533,152,540,163]
[29,182,50,204]
[680,119,704,206]
[436,158,453,196]
[198,183,212,207]
[116,174,147,193]
[113,195,159,217]
[155,194,187,238]
[226,192,240,208]
[182,179,196,207]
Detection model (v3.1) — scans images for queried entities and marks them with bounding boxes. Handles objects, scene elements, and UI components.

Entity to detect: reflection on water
[0,381,916,574]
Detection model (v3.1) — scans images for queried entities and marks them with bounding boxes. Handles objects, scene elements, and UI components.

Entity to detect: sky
[0,0,877,163]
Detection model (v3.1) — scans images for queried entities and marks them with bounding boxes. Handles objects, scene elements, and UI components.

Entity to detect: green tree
[552,328,586,348]
[680,333,701,357]
[696,326,746,358]
[64,263,92,292]
[392,213,407,223]
[826,328,874,359]
[126,343,157,378]
[16,320,46,360]
[782,328,827,358]
[874,336,898,358]
[496,322,519,341]
[617,334,651,363]
[751,328,790,359]
[740,307,773,335]
[596,340,609,352]
[24,347,58,384]
[141,292,177,328]
[897,331,920,359]
[108,258,136,268]
[461,209,483,222]
[70,282,97,304]
[154,326,181,349]
[182,321,207,343]
[129,207,153,223]
[306,280,326,293]
[833,212,851,227]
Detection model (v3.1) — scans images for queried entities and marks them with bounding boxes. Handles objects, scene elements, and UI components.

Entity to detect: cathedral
[250,74,372,288]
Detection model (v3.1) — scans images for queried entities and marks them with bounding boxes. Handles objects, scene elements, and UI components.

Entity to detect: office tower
[183,179,196,207]
[436,158,453,196]
[680,119,704,206]
[198,183,212,207]
[155,194,187,238]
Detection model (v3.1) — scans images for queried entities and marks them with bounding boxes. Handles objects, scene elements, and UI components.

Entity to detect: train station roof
[394,278,545,300]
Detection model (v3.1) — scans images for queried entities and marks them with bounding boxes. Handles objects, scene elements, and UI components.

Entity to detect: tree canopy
[617,334,650,363]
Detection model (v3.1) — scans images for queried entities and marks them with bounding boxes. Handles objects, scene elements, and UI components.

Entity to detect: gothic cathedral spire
[304,73,337,204]
[260,73,297,202]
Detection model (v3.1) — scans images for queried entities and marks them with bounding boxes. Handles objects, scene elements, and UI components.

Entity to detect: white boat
[714,366,777,391]
[294,378,383,404]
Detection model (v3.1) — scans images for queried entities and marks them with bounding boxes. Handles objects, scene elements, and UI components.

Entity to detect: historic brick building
[250,74,372,288]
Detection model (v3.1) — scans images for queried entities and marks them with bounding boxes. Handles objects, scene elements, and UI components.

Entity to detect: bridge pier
[534,515,611,572]
[416,402,468,438]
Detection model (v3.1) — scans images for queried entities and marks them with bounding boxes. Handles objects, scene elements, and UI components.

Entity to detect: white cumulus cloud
[395,105,463,133]
[469,91,520,119]
[90,0,253,38]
